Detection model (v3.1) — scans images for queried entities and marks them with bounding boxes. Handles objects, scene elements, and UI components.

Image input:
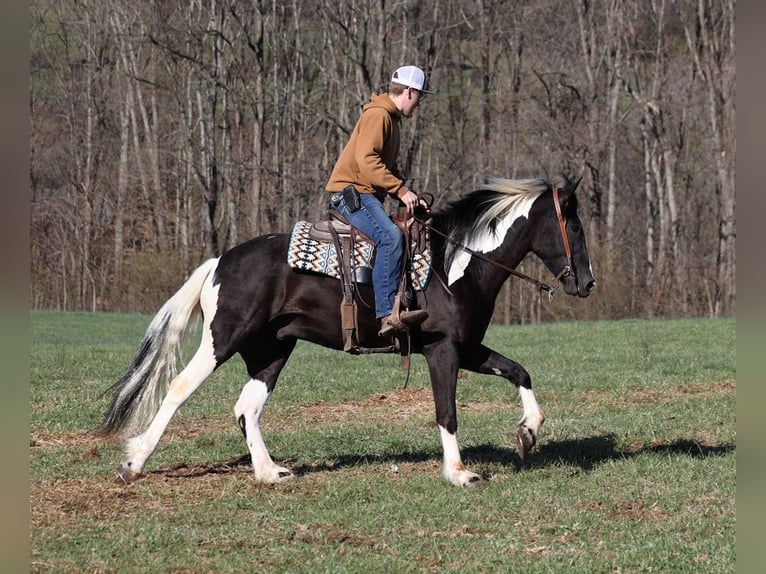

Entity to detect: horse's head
[531,178,596,298]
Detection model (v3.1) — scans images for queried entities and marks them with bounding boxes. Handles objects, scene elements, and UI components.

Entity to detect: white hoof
[116,463,142,484]
[254,465,294,484]
[444,465,487,487]
[515,424,538,460]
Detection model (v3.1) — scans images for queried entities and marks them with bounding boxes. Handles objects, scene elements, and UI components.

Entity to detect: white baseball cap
[391,65,434,94]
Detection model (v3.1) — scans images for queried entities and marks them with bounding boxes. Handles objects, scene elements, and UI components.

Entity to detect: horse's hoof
[464,475,487,487]
[116,465,142,484]
[515,425,536,460]
[254,467,294,483]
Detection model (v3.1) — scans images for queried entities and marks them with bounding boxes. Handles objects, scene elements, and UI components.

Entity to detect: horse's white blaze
[447,183,543,286]
[235,379,293,483]
[518,386,544,433]
[122,278,220,474]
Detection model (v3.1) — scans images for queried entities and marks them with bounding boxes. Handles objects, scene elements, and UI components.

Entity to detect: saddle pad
[287,221,431,290]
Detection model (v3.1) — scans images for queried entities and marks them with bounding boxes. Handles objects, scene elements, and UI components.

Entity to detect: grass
[30,312,735,573]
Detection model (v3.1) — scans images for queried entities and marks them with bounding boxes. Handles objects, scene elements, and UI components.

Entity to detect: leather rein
[414,187,573,301]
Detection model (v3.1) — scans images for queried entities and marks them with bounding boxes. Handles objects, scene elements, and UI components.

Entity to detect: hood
[363,93,400,117]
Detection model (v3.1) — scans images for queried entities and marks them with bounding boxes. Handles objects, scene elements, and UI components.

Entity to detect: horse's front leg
[426,346,486,487]
[461,344,544,460]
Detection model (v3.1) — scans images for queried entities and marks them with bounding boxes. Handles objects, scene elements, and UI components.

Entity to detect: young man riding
[325,65,432,337]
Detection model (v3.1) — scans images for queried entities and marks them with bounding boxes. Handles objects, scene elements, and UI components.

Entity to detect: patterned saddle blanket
[286,220,432,290]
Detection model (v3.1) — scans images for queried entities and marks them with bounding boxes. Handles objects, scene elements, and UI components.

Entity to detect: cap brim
[396,82,435,95]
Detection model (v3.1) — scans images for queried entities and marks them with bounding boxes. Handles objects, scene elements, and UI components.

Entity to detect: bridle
[552,186,573,281]
[413,187,574,301]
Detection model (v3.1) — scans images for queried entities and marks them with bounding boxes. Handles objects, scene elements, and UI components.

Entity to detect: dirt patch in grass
[30,454,442,534]
[276,386,435,428]
[31,468,275,537]
[30,386,511,454]
[30,429,103,450]
[274,386,512,429]
[583,379,735,405]
[582,500,670,520]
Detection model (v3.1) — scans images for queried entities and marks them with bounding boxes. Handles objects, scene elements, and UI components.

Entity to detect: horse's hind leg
[235,379,293,483]
[235,337,297,483]
[119,341,217,482]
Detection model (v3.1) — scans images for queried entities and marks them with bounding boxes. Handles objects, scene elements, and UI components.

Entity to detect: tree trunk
[685,0,736,316]
[114,99,129,287]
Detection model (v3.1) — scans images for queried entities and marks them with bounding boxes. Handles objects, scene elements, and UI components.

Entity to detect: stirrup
[378,309,428,337]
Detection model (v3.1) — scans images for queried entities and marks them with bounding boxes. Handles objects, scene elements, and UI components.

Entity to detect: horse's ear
[555,176,580,205]
[566,176,582,195]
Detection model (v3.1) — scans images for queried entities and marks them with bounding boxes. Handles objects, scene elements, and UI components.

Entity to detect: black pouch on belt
[342,185,361,213]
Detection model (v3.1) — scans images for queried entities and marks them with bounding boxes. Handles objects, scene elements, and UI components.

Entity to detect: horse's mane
[433,177,550,284]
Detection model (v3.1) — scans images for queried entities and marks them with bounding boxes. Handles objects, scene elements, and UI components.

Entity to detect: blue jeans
[332,192,404,319]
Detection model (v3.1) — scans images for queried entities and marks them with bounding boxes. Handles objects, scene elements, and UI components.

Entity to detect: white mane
[447,178,548,286]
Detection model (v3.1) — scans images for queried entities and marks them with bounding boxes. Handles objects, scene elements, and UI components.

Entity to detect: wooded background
[29,0,735,323]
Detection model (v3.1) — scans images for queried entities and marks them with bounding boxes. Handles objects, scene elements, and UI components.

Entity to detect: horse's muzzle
[578,279,596,298]
[562,274,596,298]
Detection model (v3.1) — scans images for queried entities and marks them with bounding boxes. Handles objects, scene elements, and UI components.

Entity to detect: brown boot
[378,309,429,337]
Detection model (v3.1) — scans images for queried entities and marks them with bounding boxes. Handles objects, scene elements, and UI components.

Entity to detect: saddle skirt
[286,220,432,290]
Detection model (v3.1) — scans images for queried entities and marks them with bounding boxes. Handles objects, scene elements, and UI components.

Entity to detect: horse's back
[218,232,290,271]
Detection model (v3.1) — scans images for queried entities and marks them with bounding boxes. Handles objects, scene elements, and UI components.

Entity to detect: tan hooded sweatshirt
[325,93,409,201]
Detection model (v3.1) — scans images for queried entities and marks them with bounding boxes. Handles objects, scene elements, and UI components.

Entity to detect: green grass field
[30,312,735,573]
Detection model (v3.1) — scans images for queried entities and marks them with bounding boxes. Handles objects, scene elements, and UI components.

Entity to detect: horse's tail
[99,257,220,437]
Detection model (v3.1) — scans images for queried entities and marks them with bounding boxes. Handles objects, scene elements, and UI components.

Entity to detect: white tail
[100,258,219,436]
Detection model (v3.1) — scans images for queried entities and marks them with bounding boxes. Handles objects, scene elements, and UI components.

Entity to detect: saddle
[310,204,431,355]
[307,214,374,285]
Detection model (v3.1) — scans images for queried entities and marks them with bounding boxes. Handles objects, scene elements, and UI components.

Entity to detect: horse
[100,176,596,486]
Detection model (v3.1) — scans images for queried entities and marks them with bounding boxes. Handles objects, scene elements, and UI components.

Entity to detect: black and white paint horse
[101,177,595,486]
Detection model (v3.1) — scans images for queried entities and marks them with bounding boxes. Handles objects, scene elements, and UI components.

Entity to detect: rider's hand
[401,190,427,216]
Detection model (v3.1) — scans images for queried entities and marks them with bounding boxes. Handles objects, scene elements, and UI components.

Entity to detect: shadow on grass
[465,435,735,473]
[150,434,735,479]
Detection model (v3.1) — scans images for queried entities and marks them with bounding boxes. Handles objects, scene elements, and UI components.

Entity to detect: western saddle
[310,199,431,355]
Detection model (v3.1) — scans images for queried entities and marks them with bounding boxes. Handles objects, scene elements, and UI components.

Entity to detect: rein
[414,187,573,301]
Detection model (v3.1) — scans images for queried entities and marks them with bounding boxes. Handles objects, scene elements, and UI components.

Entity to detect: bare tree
[617,0,688,314]
[29,0,736,320]
[683,0,735,316]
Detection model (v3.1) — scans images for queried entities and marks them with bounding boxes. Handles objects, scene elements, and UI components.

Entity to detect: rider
[326,65,432,337]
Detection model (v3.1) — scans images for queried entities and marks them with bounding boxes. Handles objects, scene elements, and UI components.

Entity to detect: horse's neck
[477,240,529,295]
[438,233,529,297]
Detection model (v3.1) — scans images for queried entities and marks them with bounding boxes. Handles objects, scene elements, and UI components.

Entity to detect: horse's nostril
[586,280,596,292]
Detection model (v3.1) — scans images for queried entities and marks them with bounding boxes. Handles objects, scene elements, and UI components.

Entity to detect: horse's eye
[570,222,581,234]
